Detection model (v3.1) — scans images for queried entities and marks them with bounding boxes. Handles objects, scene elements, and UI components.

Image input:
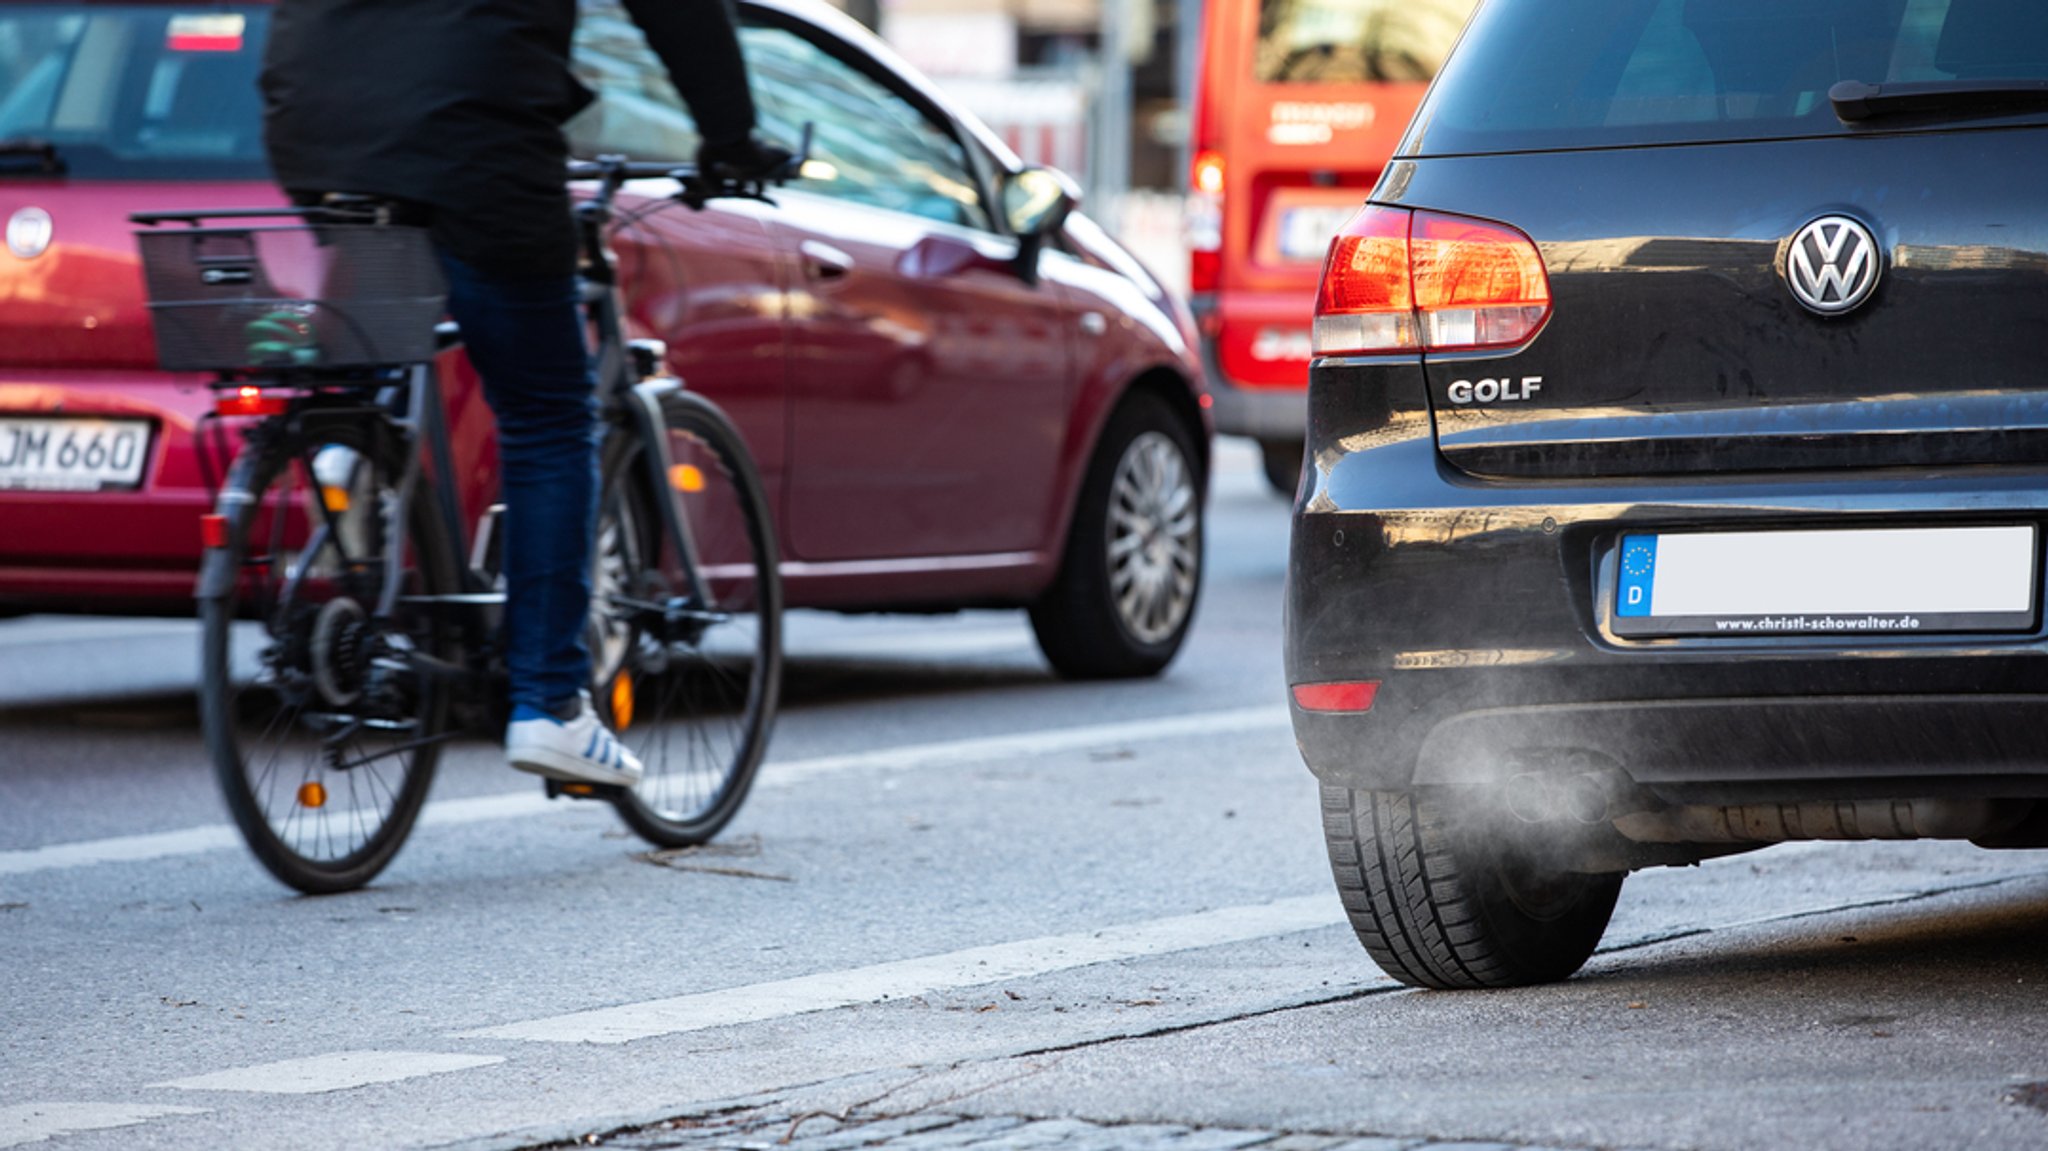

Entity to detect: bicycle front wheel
[593,390,781,848]
[199,423,457,894]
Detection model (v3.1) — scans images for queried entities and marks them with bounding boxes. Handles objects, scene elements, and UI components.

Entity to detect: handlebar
[564,158,700,184]
[569,125,811,215]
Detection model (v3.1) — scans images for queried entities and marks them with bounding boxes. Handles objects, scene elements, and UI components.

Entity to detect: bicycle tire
[591,389,782,848]
[199,421,457,894]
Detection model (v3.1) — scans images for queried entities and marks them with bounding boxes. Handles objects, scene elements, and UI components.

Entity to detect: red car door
[742,19,1071,564]
[569,7,787,489]
[609,195,786,483]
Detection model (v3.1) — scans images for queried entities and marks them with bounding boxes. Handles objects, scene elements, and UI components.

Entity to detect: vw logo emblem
[1785,215,1880,315]
[6,206,52,260]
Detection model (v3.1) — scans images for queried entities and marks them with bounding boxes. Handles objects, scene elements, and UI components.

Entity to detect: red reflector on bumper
[1292,681,1380,713]
[200,514,228,549]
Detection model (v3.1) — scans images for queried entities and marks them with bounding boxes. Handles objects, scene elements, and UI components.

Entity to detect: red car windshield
[0,5,270,180]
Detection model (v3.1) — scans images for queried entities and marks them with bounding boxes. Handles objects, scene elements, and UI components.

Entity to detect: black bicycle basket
[136,221,445,373]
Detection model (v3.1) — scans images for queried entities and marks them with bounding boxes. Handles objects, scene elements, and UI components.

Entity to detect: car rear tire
[1030,390,1203,680]
[1321,785,1622,989]
[1259,438,1303,496]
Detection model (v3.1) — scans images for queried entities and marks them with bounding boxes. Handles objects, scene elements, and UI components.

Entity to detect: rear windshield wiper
[0,138,64,175]
[1831,79,2048,123]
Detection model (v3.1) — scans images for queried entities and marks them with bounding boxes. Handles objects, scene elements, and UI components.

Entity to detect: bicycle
[133,155,790,894]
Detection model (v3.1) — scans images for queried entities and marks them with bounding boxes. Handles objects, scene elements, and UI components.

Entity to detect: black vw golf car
[1286,0,2048,988]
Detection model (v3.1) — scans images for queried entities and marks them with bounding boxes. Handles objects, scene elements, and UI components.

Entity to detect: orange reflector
[321,486,350,513]
[610,672,635,732]
[215,385,289,418]
[297,781,327,809]
[670,464,706,493]
[199,513,228,549]
[563,783,595,797]
[1292,681,1380,713]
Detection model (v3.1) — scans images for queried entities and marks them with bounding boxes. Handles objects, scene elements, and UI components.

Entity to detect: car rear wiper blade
[0,138,64,175]
[1831,79,2048,123]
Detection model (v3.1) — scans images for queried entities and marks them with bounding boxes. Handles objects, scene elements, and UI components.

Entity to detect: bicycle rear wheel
[592,390,781,848]
[199,423,456,893]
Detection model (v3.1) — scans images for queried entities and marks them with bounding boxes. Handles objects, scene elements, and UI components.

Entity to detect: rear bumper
[1287,359,2048,800]
[1200,337,1306,441]
[1193,292,1308,442]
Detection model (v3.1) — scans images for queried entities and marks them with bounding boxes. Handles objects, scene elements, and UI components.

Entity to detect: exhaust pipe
[1506,767,1655,825]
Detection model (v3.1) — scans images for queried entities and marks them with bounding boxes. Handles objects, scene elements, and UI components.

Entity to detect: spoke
[331,731,454,771]
[1161,482,1194,520]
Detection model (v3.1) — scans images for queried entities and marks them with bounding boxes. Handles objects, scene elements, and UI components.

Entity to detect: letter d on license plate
[1613,525,2038,637]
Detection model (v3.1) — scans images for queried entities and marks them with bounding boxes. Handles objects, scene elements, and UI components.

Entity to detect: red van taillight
[1188,149,1225,294]
[1312,207,1550,356]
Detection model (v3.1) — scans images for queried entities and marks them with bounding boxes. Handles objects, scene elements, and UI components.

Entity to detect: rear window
[0,6,270,180]
[1254,0,1478,85]
[1406,0,2048,155]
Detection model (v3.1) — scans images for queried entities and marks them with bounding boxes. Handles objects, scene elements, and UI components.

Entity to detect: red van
[1190,0,1475,490]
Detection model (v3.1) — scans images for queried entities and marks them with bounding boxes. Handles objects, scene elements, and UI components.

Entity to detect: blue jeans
[438,251,598,721]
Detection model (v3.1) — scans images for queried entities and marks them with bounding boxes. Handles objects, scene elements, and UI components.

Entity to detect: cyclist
[259,0,789,788]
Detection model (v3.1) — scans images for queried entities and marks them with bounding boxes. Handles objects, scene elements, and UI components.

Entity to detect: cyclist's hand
[697,133,796,183]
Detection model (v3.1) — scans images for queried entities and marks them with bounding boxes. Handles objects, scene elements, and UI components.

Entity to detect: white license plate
[1612,525,2038,637]
[1278,206,1356,262]
[0,417,151,491]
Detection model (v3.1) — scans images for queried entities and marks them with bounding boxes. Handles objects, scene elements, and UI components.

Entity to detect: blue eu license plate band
[1611,525,2039,638]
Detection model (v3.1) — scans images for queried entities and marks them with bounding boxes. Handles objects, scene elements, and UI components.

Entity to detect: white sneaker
[506,693,644,787]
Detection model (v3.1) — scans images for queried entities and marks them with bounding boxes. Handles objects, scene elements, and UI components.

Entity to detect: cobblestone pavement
[559,1110,1608,1151]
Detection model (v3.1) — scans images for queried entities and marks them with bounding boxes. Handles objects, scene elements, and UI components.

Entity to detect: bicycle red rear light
[215,386,288,418]
[1292,681,1380,713]
[1312,208,1549,356]
[199,514,228,549]
[1312,207,1415,355]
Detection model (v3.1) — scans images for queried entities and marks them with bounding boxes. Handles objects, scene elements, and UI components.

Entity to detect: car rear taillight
[1312,207,1414,354]
[1188,150,1225,294]
[1312,207,1549,356]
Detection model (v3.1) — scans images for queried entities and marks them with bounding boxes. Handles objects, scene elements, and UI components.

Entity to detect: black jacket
[261,0,756,278]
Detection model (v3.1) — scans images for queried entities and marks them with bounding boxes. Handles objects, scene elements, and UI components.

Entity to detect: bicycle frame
[571,166,713,614]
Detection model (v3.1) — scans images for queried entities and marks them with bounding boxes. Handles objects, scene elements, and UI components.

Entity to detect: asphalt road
[3,442,2047,1151]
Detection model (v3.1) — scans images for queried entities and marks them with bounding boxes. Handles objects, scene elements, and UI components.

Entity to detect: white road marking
[0,707,1289,877]
[455,894,1348,1045]
[787,625,1034,660]
[0,620,198,648]
[149,1051,502,1095]
[0,825,244,875]
[765,705,1288,787]
[0,1103,207,1149]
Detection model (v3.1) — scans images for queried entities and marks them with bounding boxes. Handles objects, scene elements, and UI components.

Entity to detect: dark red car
[0,0,1211,678]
